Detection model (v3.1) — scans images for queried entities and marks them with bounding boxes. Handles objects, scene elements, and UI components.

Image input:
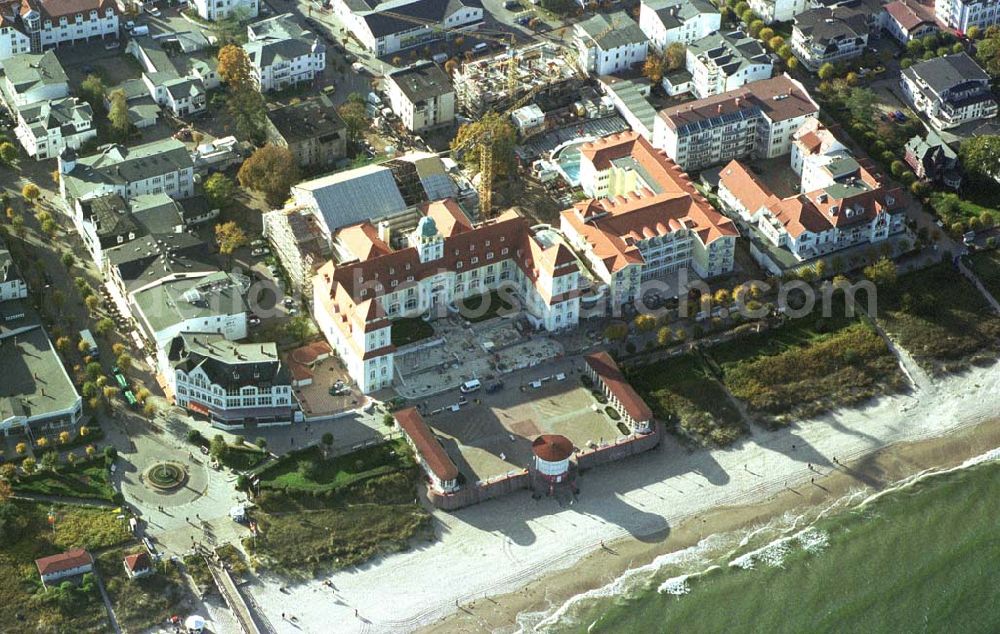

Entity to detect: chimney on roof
[717,104,723,113]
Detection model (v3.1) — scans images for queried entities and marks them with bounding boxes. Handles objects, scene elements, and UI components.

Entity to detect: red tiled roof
[719,160,777,218]
[585,351,653,423]
[562,133,738,273]
[21,0,118,20]
[36,549,93,576]
[124,552,151,573]
[532,434,574,462]
[884,0,934,31]
[422,198,472,237]
[395,407,459,482]
[659,75,819,131]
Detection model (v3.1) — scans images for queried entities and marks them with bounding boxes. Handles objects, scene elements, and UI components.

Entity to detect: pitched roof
[658,74,819,133]
[387,62,454,104]
[20,0,118,21]
[362,0,482,38]
[531,434,574,462]
[124,552,151,572]
[293,164,408,235]
[901,52,991,96]
[576,11,647,50]
[884,0,935,31]
[168,332,289,389]
[718,159,777,217]
[564,132,738,272]
[395,407,459,481]
[35,549,93,576]
[585,351,653,423]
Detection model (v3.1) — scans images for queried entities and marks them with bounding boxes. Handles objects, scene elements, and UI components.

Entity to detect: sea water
[524,451,1000,634]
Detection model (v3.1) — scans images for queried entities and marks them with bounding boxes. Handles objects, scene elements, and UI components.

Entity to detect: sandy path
[245,360,1000,634]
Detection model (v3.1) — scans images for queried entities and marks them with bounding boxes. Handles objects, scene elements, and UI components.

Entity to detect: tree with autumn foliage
[237,144,300,206]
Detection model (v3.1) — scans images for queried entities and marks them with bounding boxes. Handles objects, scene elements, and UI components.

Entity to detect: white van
[460,379,482,393]
[472,42,489,54]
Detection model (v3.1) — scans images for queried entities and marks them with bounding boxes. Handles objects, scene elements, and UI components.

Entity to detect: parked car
[251,247,269,256]
[144,4,160,16]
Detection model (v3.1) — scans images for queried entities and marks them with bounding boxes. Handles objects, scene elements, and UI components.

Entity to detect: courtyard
[421,360,625,484]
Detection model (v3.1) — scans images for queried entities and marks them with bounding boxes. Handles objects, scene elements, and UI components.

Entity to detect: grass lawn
[97,546,193,633]
[628,354,745,446]
[968,250,1000,300]
[13,459,114,500]
[219,446,268,471]
[390,317,435,347]
[246,470,430,578]
[216,543,250,578]
[256,440,415,493]
[182,554,215,596]
[878,263,1000,373]
[928,191,998,233]
[454,289,519,322]
[0,500,133,632]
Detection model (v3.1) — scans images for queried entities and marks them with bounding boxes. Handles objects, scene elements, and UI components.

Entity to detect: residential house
[900,53,998,130]
[791,6,869,71]
[904,130,961,188]
[35,549,93,587]
[13,96,95,160]
[313,201,581,392]
[244,13,325,93]
[1,50,66,107]
[934,0,1000,33]
[638,0,720,50]
[123,552,152,579]
[718,120,906,271]
[749,0,809,24]
[561,131,738,307]
[59,138,195,208]
[881,0,938,43]
[127,37,206,117]
[192,0,258,21]
[11,0,118,56]
[0,239,28,301]
[336,0,483,56]
[265,95,347,169]
[686,30,772,98]
[573,12,648,77]
[653,74,820,172]
[167,333,293,428]
[384,61,455,132]
[105,78,161,129]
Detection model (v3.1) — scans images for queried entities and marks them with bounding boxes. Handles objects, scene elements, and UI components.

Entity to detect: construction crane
[371,13,584,214]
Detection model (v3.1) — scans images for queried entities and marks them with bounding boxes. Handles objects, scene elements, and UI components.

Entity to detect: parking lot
[422,360,622,483]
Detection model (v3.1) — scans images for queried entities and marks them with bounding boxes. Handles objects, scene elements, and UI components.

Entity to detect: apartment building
[59,138,195,207]
[686,30,772,98]
[900,53,998,130]
[9,0,118,56]
[384,61,455,132]
[718,120,906,269]
[573,11,649,77]
[13,96,95,160]
[934,0,1000,32]
[0,3,31,61]
[653,74,820,172]
[749,0,809,24]
[561,132,738,307]
[265,95,347,168]
[192,0,258,21]
[313,201,581,392]
[791,6,869,71]
[168,333,293,429]
[245,13,325,93]
[336,0,483,56]
[638,0,720,49]
[1,50,67,107]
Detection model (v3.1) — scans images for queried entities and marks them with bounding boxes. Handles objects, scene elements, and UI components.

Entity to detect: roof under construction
[452,42,580,116]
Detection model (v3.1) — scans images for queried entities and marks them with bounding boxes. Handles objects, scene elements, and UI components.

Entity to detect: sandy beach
[242,359,1000,634]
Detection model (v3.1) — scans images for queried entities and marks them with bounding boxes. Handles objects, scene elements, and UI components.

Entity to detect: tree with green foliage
[21,183,40,204]
[665,41,686,70]
[0,142,17,165]
[79,74,106,112]
[210,434,229,459]
[959,135,1000,183]
[845,87,878,122]
[40,451,59,471]
[108,89,131,142]
[204,173,236,210]
[758,27,774,42]
[967,25,982,40]
[817,62,836,80]
[337,93,369,145]
[863,257,897,286]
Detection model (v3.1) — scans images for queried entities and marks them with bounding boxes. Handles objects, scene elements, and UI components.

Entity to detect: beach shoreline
[243,360,1000,634]
[422,414,1000,633]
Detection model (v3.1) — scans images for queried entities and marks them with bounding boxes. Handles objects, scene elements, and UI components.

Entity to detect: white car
[144,4,160,16]
[251,247,269,256]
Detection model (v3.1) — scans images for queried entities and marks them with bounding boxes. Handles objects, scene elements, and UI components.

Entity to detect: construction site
[453,42,584,117]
